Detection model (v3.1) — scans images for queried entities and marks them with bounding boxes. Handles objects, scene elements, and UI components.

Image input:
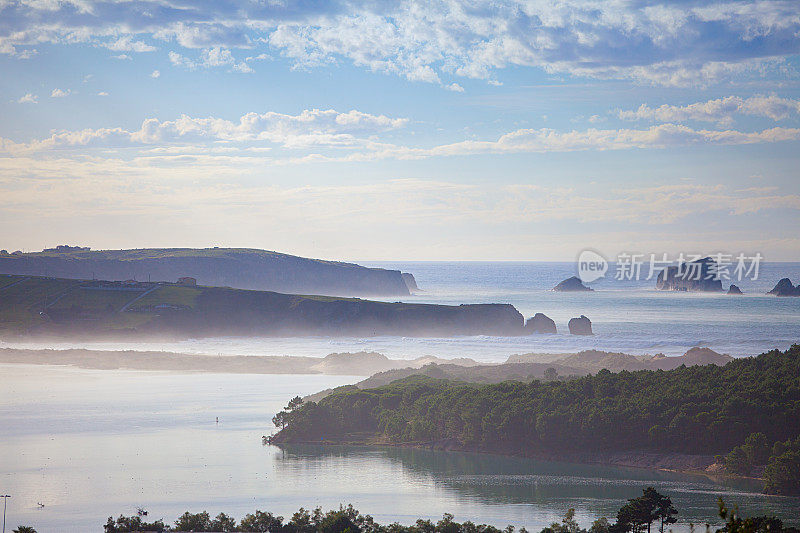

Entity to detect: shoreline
[271,438,764,484]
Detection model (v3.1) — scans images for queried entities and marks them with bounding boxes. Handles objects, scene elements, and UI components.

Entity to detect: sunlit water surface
[2,365,798,532]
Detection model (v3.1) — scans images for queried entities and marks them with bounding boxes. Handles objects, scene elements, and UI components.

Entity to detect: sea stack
[767,278,800,296]
[568,315,593,335]
[727,284,743,295]
[553,276,593,292]
[525,313,557,334]
[656,257,723,292]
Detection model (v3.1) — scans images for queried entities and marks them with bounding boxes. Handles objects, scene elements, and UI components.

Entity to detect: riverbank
[270,436,732,477]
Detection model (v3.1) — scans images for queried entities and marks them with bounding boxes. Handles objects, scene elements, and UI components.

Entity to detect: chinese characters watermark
[577,251,763,283]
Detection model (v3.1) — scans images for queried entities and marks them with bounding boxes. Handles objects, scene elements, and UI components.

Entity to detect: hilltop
[0,246,416,297]
[0,274,522,340]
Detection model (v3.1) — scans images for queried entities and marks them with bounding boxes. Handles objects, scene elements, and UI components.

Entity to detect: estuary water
[1,364,798,532]
[2,262,800,531]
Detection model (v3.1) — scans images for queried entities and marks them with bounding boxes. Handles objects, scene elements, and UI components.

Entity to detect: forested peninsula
[271,345,800,495]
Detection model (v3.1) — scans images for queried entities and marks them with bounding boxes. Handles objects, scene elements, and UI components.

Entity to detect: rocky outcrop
[402,273,419,292]
[568,315,593,335]
[525,313,557,334]
[768,278,800,296]
[553,276,593,292]
[656,257,723,292]
[727,284,743,295]
[0,247,413,297]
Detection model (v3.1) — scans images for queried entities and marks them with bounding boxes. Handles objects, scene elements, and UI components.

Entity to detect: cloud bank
[618,96,800,125]
[1,0,799,86]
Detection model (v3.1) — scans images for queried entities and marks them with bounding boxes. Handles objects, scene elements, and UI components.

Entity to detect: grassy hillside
[0,247,416,297]
[0,274,523,339]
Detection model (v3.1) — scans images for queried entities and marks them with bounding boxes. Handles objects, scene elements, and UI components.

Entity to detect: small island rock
[768,278,800,296]
[727,284,743,295]
[525,313,557,334]
[656,257,723,292]
[568,315,593,335]
[553,276,593,292]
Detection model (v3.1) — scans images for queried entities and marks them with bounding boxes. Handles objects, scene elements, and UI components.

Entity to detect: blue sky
[1,0,800,260]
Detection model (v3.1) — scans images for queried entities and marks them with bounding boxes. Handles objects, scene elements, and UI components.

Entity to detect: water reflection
[273,444,799,528]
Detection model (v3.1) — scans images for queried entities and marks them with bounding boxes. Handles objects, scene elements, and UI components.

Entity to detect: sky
[1,0,800,261]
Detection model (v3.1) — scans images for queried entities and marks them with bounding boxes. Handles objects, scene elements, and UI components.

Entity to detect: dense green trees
[274,346,800,495]
[763,436,800,495]
[274,396,305,430]
[100,495,799,533]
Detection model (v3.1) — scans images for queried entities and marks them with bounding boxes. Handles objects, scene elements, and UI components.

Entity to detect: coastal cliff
[0,247,413,297]
[0,274,523,339]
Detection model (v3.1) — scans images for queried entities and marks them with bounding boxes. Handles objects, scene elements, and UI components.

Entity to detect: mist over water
[3,262,799,360]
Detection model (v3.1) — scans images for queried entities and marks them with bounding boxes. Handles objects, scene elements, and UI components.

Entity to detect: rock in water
[727,284,743,295]
[525,313,557,334]
[553,276,593,292]
[655,257,724,292]
[568,315,593,335]
[768,278,800,296]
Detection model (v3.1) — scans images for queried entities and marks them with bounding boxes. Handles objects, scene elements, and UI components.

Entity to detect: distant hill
[306,347,732,402]
[0,247,416,297]
[0,274,523,339]
[507,347,733,372]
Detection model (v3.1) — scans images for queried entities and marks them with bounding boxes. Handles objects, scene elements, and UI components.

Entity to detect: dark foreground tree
[104,514,166,532]
[610,488,676,533]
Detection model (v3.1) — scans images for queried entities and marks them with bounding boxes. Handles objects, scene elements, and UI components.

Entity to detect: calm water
[3,262,799,360]
[1,364,798,532]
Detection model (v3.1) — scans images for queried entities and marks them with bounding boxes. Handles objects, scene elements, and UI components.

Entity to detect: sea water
[3,262,799,360]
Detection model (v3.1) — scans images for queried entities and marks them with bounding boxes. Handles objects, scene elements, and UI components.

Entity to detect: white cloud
[105,36,156,53]
[50,88,70,97]
[3,110,800,168]
[97,91,108,96]
[150,70,160,78]
[17,93,37,104]
[445,83,465,93]
[0,0,798,87]
[0,108,410,154]
[619,95,800,125]
[169,47,253,73]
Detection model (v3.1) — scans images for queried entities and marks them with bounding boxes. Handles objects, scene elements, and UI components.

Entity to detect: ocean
[3,261,799,361]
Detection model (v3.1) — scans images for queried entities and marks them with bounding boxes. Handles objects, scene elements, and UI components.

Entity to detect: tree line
[274,345,800,495]
[92,488,792,532]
